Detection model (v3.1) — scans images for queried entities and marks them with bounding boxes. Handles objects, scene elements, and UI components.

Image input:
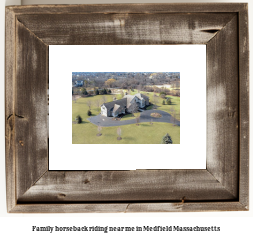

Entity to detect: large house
[101,93,149,117]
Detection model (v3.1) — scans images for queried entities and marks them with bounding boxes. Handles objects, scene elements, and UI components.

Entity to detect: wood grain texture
[5,7,16,212]
[18,170,236,202]
[206,16,239,198]
[16,13,236,45]
[5,3,249,213]
[10,202,247,213]
[238,4,249,209]
[7,3,246,14]
[15,20,48,200]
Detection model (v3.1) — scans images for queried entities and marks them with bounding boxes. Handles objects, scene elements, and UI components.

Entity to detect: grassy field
[72,91,180,144]
[72,122,180,144]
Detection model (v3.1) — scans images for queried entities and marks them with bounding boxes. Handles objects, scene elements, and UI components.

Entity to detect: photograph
[72,72,180,144]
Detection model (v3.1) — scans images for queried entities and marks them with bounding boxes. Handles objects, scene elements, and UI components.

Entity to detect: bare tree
[95,99,102,111]
[137,84,142,93]
[120,90,125,99]
[97,125,102,136]
[86,100,92,110]
[117,127,122,140]
[136,115,140,125]
[170,106,175,125]
[153,93,159,109]
[102,95,107,104]
[72,95,76,103]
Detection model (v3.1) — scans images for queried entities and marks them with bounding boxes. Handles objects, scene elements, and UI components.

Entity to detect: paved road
[88,110,180,127]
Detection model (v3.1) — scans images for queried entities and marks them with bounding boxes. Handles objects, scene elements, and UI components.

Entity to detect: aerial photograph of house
[72,72,180,144]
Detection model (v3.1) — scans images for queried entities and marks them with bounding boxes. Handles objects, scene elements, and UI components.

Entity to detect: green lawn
[72,91,180,144]
[72,122,180,144]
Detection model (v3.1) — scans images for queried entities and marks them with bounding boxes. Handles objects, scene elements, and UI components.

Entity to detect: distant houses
[74,80,84,87]
[101,93,149,117]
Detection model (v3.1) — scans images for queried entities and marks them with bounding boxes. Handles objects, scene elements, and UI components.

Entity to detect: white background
[49,45,206,170]
[0,0,252,237]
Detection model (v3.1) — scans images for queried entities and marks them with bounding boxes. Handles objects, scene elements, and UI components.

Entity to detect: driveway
[87,109,180,127]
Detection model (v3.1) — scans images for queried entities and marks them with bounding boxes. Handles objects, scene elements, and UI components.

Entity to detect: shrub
[161,133,173,144]
[166,98,171,105]
[94,89,99,95]
[162,100,165,105]
[87,110,92,116]
[108,89,112,94]
[76,115,82,124]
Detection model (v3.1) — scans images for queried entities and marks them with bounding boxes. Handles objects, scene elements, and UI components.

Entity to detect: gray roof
[102,93,149,113]
[135,93,149,100]
[123,95,136,108]
[103,98,127,111]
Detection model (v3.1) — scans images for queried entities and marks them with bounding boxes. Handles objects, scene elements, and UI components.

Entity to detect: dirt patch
[151,113,162,118]
[112,117,121,121]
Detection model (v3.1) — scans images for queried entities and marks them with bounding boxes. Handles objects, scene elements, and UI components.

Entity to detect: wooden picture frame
[5,3,249,213]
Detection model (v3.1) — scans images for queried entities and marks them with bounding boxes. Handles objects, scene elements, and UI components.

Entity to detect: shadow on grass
[140,123,151,127]
[73,121,89,124]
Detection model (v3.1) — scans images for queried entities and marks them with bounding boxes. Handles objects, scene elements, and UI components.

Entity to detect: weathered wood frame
[5,4,249,213]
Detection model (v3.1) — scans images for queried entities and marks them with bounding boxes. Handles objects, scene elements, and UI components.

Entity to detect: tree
[95,99,102,111]
[105,78,116,88]
[135,115,140,125]
[97,126,102,136]
[161,133,173,144]
[76,115,82,124]
[101,95,107,104]
[108,89,112,94]
[162,100,165,105]
[81,88,88,95]
[153,93,158,109]
[160,94,166,99]
[86,100,92,110]
[137,85,142,93]
[120,90,125,99]
[103,88,107,94]
[87,110,92,116]
[95,89,99,95]
[170,106,175,125]
[117,127,122,140]
[166,98,171,105]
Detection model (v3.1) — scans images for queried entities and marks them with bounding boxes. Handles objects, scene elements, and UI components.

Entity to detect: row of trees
[72,87,112,96]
